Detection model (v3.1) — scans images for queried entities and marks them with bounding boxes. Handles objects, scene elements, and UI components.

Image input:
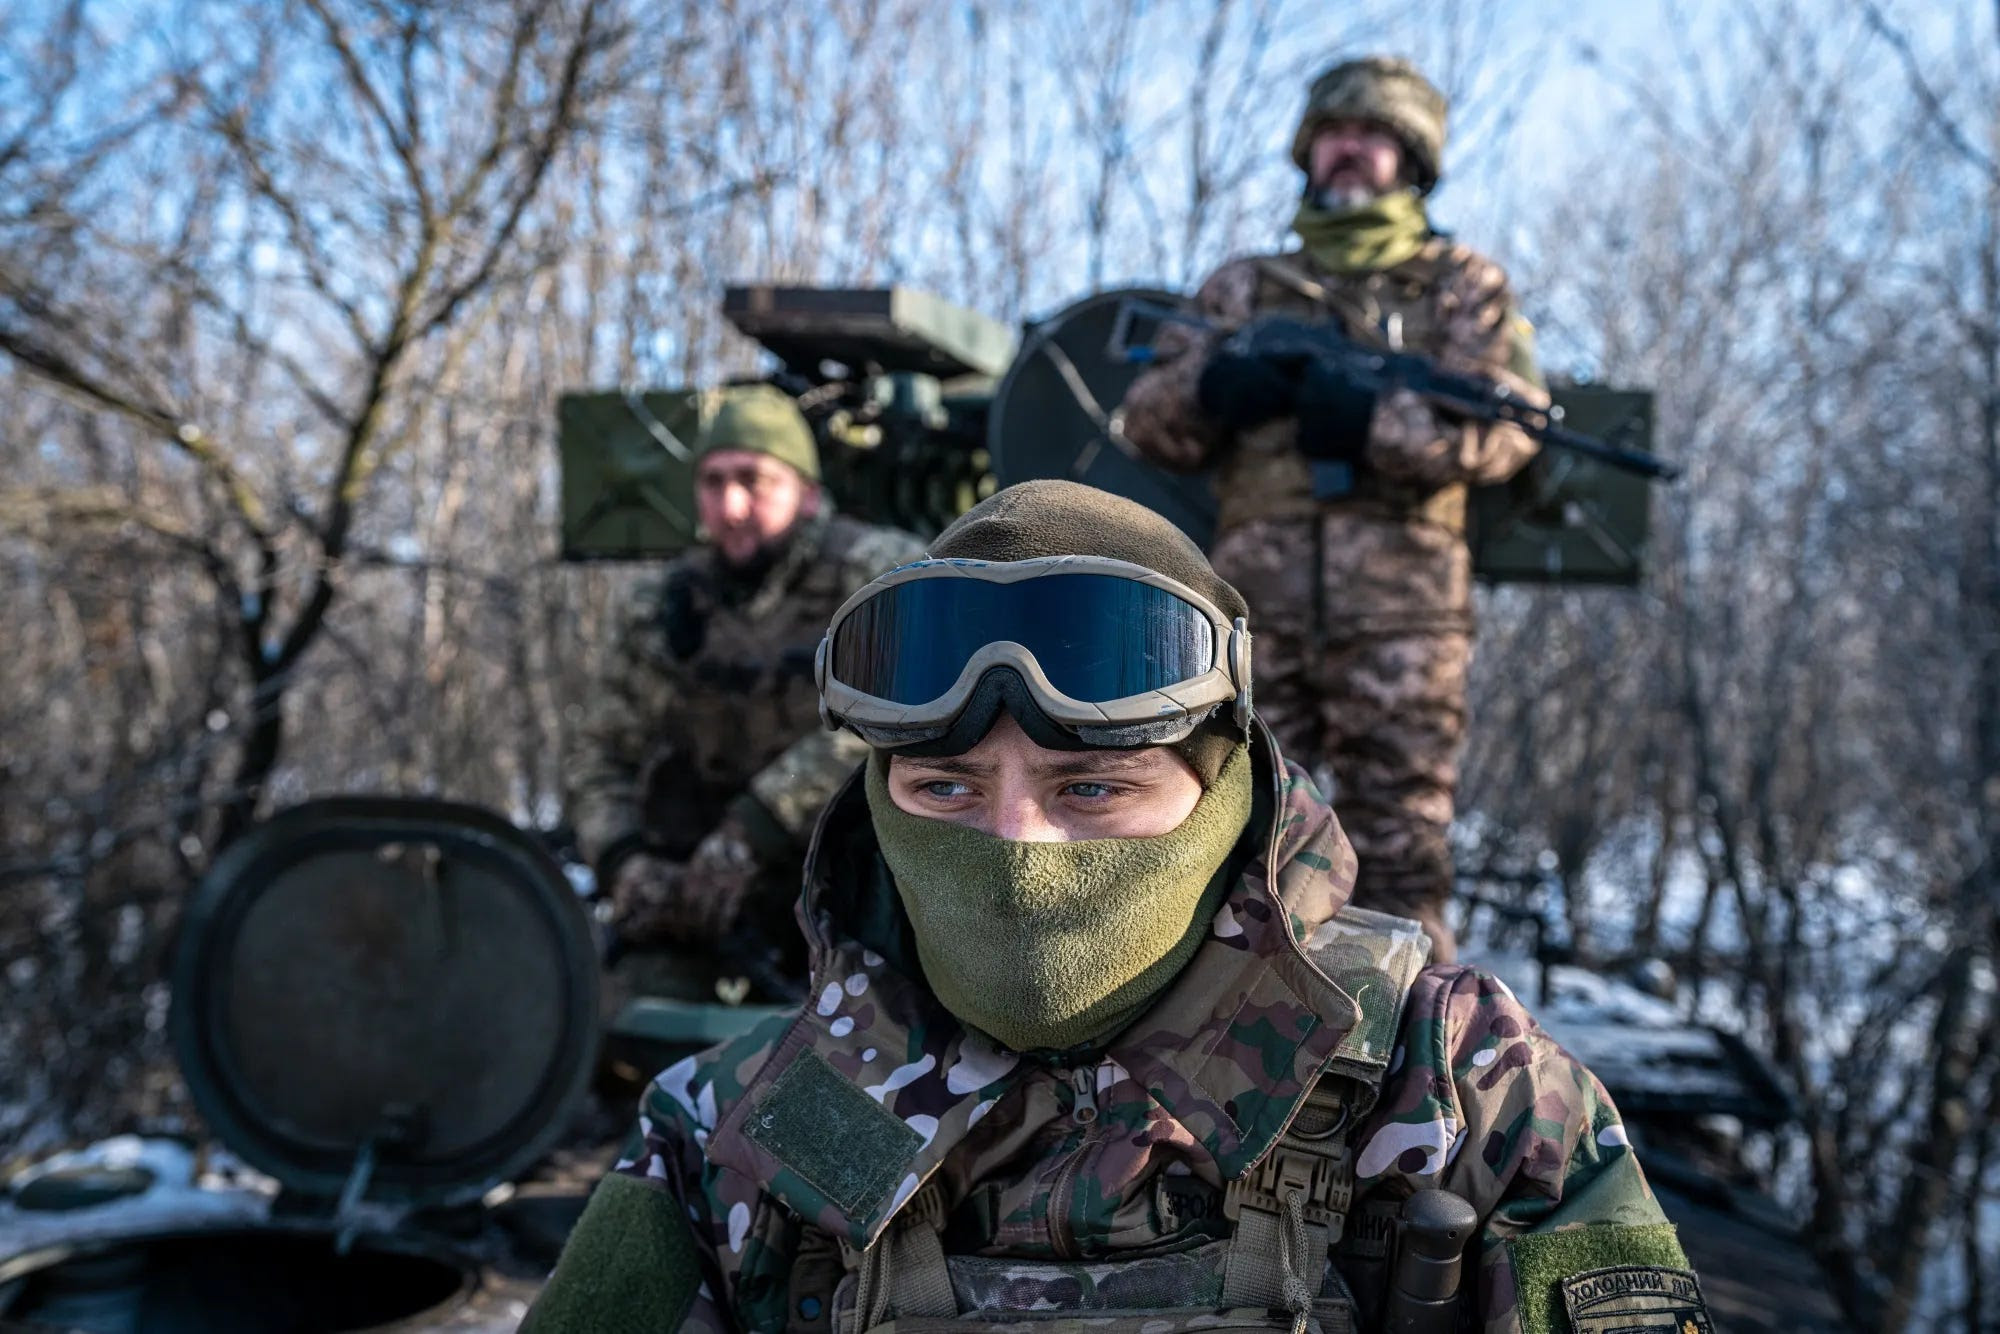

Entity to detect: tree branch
[300,0,435,218]
[0,323,270,534]
[1860,0,1999,181]
[422,0,605,337]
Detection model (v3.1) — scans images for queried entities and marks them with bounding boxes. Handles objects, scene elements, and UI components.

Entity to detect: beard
[1307,180,1388,212]
[712,523,800,600]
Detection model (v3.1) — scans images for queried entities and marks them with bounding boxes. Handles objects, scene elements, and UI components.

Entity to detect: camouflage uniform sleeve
[568,573,693,874]
[735,727,871,854]
[526,1013,802,1334]
[1356,965,1697,1334]
[1117,258,1263,473]
[1364,252,1548,491]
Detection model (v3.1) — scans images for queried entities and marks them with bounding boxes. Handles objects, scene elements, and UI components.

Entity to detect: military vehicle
[559,283,1661,585]
[0,799,1847,1332]
[0,792,795,1332]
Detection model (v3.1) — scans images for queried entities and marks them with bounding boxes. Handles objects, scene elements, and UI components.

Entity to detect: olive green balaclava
[866,480,1261,1053]
[866,742,1253,1054]
[696,383,820,483]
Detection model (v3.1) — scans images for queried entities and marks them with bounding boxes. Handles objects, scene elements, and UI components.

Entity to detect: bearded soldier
[569,383,923,996]
[1120,57,1547,961]
[526,481,1708,1334]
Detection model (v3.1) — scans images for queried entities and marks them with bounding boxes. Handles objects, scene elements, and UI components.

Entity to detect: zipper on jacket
[1048,1136,1089,1259]
[1070,1065,1099,1125]
[1048,1061,1104,1259]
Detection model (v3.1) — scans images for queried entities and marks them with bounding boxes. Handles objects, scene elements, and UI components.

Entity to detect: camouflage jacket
[1119,239,1546,624]
[568,508,924,884]
[537,734,1695,1334]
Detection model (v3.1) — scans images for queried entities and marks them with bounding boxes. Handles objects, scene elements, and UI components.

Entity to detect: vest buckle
[1223,1137,1354,1234]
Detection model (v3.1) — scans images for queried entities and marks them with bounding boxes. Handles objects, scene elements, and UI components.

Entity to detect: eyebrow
[1036,751,1163,778]
[897,749,1165,780]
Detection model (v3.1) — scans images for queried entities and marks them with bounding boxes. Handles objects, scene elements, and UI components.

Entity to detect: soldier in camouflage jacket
[1120,58,1548,961]
[569,384,923,991]
[528,483,1706,1334]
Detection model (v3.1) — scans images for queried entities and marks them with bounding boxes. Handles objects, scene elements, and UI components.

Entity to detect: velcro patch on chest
[1560,1265,1713,1333]
[743,1049,922,1222]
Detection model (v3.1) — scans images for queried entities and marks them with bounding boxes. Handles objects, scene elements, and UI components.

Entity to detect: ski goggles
[816,556,1251,753]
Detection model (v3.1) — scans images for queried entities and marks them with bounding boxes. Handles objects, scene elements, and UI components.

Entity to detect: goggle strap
[1231,617,1253,735]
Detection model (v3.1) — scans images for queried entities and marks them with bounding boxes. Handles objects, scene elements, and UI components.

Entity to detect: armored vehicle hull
[0,797,607,1333]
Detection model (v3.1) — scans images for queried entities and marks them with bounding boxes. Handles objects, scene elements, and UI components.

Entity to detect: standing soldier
[569,383,924,997]
[1120,56,1546,960]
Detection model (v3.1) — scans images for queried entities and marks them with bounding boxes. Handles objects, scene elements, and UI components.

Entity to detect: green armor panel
[558,389,702,561]
[1467,386,1656,586]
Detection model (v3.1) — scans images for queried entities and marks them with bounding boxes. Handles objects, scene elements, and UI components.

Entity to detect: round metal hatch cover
[172,797,599,1210]
[987,286,1219,548]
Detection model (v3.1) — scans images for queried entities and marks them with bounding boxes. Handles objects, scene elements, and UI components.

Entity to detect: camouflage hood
[697,725,1372,1250]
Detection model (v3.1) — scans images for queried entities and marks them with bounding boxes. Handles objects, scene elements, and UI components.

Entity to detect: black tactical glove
[1293,358,1378,462]
[1197,350,1299,429]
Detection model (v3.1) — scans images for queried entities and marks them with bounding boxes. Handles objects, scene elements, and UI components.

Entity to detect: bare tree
[1463,3,2000,1325]
[0,0,622,844]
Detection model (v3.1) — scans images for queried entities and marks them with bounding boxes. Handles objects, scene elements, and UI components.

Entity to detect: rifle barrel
[1114,298,1682,482]
[1527,417,1682,480]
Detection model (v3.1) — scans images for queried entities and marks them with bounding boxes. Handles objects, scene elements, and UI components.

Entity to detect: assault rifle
[1111,301,1680,482]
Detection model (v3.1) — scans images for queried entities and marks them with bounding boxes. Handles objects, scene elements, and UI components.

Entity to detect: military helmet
[696,382,821,482]
[1291,56,1448,195]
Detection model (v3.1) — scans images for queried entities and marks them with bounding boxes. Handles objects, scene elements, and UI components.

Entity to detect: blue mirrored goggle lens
[830,573,1217,707]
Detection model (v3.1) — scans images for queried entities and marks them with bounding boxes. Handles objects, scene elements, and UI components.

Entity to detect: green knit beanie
[924,480,1252,785]
[696,384,821,482]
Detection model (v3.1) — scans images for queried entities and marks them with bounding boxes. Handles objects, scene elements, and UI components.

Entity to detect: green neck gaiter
[864,744,1255,1054]
[1289,189,1432,273]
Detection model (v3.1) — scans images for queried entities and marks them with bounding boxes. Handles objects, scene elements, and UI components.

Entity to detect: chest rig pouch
[818,907,1434,1334]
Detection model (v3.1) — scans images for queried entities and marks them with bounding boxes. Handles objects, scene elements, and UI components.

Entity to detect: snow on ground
[7,1135,198,1194]
[0,1185,269,1256]
[1466,950,1679,1033]
[1463,950,1788,1120]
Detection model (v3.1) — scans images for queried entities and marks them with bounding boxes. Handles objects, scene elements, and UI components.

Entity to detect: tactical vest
[1212,247,1466,539]
[785,907,1435,1334]
[640,512,916,854]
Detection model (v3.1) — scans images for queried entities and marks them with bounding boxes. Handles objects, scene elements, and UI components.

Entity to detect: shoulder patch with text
[1560,1265,1713,1333]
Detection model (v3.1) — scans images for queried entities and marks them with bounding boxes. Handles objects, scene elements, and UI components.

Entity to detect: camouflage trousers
[1215,517,1471,961]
